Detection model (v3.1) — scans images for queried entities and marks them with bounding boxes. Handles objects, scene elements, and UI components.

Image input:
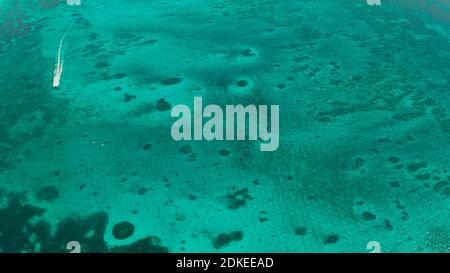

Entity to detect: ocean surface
[0,0,449,253]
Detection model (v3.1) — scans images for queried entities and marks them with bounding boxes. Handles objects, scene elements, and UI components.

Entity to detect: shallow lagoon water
[0,0,449,253]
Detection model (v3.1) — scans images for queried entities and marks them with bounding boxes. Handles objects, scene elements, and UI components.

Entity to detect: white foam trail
[52,23,73,88]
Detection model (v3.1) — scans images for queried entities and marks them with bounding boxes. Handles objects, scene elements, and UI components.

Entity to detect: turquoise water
[0,0,449,253]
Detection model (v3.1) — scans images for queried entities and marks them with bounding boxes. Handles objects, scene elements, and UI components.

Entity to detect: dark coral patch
[388,156,401,164]
[0,191,169,253]
[112,221,135,240]
[416,173,431,180]
[406,161,427,172]
[113,73,127,79]
[240,48,257,57]
[323,234,339,245]
[188,194,197,201]
[36,186,59,202]
[53,212,109,252]
[160,77,183,86]
[124,94,136,103]
[0,193,46,252]
[362,211,377,221]
[226,188,253,209]
[294,227,307,236]
[137,187,149,195]
[142,143,152,151]
[236,79,249,87]
[219,149,231,156]
[212,231,244,249]
[179,145,192,154]
[156,98,171,111]
[110,236,169,253]
[441,187,450,197]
